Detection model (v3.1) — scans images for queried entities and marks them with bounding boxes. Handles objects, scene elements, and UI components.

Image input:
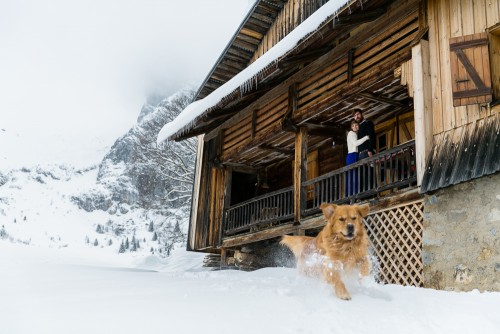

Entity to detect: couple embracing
[345,109,375,196]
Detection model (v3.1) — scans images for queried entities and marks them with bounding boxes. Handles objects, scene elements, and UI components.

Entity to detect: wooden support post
[294,127,308,225]
[412,40,433,186]
[294,229,305,236]
[220,248,227,268]
[218,168,232,247]
[188,135,205,251]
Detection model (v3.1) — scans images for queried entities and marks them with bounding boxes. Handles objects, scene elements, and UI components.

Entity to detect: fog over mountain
[0,88,196,259]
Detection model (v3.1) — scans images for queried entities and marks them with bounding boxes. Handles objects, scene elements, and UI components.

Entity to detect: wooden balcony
[222,140,417,238]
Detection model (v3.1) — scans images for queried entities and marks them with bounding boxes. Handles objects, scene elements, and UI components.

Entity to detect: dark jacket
[357,119,375,153]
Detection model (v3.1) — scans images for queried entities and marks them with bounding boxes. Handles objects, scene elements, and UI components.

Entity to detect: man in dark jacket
[353,109,376,191]
[354,109,375,159]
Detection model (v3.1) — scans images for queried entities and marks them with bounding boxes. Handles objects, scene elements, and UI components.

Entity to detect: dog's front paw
[335,286,352,300]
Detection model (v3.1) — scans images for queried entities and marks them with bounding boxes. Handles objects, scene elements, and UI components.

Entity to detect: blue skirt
[346,152,359,196]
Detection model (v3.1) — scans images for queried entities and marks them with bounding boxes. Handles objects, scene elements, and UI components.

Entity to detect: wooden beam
[332,7,387,27]
[220,162,259,174]
[219,167,233,247]
[412,40,433,187]
[220,248,227,267]
[259,144,294,155]
[279,47,332,69]
[188,134,205,251]
[358,92,408,108]
[348,48,354,82]
[294,127,308,224]
[251,110,257,139]
[301,122,345,140]
[221,223,296,248]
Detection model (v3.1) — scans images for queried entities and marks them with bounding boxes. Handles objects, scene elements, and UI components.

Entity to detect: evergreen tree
[152,232,158,241]
[96,224,103,234]
[108,239,113,246]
[119,241,126,253]
[174,221,181,233]
[148,221,154,232]
[125,238,130,249]
[85,236,90,244]
[94,238,99,246]
[0,225,8,239]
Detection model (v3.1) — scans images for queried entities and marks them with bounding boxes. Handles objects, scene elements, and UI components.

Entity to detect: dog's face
[320,203,369,241]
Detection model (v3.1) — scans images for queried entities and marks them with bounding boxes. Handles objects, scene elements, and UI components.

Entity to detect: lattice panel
[364,200,424,287]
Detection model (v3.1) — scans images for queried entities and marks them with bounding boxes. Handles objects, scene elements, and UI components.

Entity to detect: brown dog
[281,203,371,300]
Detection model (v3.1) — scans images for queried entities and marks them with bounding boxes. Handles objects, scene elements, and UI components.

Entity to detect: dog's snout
[347,224,355,234]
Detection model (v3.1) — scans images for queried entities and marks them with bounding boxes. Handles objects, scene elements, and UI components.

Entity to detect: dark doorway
[230,172,257,205]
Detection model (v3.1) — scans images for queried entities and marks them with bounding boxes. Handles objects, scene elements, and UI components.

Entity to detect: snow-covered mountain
[0,88,196,260]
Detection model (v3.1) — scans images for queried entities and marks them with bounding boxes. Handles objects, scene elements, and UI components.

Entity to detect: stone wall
[423,173,500,291]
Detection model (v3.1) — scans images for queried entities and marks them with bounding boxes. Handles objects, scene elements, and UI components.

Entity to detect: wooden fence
[365,200,424,286]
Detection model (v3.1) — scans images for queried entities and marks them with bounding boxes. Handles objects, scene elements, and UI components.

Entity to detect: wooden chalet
[159,0,500,289]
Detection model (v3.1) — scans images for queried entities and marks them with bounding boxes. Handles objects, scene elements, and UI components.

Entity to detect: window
[377,133,388,153]
[449,32,493,107]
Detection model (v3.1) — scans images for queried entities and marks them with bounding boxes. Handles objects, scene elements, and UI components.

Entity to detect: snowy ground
[1,242,499,334]
[0,165,187,257]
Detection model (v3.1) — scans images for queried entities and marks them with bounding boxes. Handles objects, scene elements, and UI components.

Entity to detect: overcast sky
[0,0,253,169]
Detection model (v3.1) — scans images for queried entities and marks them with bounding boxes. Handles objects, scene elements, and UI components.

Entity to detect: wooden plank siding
[427,0,500,136]
[421,112,500,192]
[295,11,419,112]
[219,2,420,165]
[221,91,288,161]
[250,0,330,63]
[294,5,419,125]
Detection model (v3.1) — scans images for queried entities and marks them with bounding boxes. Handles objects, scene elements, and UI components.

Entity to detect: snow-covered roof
[157,0,353,144]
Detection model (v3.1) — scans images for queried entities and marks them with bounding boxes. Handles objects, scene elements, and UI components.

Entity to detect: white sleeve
[356,135,369,146]
[347,131,357,147]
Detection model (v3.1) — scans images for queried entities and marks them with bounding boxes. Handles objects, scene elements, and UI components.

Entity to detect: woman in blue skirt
[346,121,369,197]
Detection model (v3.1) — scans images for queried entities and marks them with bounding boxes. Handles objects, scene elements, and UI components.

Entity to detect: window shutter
[449,32,492,107]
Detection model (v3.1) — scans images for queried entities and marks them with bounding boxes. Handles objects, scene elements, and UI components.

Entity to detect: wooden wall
[221,91,288,161]
[251,0,329,63]
[427,0,500,135]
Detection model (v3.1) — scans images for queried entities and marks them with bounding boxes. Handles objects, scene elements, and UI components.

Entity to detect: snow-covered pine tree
[119,241,126,253]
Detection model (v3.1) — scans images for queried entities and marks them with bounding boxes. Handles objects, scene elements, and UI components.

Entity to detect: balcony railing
[303,140,416,215]
[224,186,294,236]
[222,140,416,237]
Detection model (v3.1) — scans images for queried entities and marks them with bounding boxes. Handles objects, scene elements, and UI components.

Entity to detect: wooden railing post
[294,127,308,224]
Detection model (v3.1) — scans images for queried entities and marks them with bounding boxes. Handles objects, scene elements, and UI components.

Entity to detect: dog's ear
[356,204,370,217]
[321,203,337,220]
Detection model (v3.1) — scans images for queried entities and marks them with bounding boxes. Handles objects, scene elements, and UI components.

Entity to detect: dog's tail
[280,235,314,259]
